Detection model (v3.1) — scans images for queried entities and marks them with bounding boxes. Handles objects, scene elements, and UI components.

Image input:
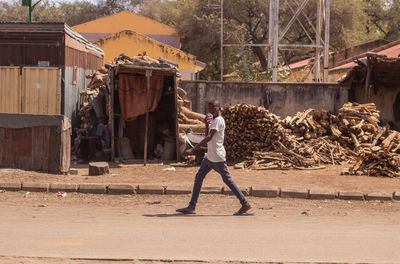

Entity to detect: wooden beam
[144,70,152,166]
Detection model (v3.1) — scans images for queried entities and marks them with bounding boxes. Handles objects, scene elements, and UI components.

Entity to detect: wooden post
[365,59,372,100]
[174,74,180,161]
[110,68,115,161]
[144,70,152,166]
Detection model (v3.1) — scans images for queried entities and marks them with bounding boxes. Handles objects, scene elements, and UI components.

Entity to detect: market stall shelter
[108,64,180,164]
[339,53,400,128]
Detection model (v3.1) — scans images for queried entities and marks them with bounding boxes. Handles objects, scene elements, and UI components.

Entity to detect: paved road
[1,192,400,263]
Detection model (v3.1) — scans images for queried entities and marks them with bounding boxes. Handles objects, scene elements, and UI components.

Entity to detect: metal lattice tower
[210,0,330,82]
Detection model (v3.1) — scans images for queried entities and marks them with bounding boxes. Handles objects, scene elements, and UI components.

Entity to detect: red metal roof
[330,40,400,72]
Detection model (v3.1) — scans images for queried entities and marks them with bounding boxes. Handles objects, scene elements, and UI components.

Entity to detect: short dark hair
[208,100,220,107]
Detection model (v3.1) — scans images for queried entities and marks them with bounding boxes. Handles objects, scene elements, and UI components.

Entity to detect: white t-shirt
[207,116,226,162]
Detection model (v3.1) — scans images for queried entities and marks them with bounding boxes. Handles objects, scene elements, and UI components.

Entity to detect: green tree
[364,0,400,41]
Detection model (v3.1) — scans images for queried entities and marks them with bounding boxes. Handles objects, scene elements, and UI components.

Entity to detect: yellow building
[95,30,204,80]
[72,10,205,79]
[72,10,180,48]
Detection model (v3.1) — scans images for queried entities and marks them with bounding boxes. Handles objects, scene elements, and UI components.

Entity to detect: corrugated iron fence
[0,66,61,115]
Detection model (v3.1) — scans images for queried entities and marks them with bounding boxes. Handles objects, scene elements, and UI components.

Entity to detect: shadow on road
[143,213,235,217]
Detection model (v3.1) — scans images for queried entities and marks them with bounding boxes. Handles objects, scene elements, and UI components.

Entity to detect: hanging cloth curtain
[118,74,164,121]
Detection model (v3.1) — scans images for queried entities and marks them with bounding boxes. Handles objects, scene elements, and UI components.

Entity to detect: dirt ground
[1,192,400,264]
[1,161,400,193]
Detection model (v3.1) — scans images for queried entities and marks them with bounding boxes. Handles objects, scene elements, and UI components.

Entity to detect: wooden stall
[108,64,180,164]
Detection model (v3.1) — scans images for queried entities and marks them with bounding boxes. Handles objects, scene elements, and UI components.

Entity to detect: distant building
[72,11,205,80]
[95,30,205,80]
[72,10,180,48]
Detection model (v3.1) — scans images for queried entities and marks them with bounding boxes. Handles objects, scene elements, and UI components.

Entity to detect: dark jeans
[189,158,248,209]
[79,138,103,161]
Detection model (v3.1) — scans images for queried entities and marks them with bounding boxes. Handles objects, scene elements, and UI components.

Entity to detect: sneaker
[176,206,196,214]
[235,203,252,215]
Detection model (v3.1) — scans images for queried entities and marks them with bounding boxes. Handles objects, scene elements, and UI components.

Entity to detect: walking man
[177,100,252,215]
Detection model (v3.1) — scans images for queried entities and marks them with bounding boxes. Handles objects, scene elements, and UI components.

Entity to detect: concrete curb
[107,184,135,195]
[0,182,22,191]
[309,189,336,200]
[22,182,49,192]
[280,188,308,199]
[250,186,279,197]
[165,186,192,195]
[365,192,392,201]
[200,186,223,194]
[338,191,364,201]
[79,183,106,194]
[0,182,399,202]
[50,183,78,193]
[137,185,164,194]
[223,186,250,196]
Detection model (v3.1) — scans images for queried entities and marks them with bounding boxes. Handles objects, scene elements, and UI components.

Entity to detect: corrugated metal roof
[339,54,400,86]
[330,40,400,72]
[0,23,104,57]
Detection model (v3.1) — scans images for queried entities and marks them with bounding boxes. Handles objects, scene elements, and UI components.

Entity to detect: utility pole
[22,0,42,23]
[220,0,224,81]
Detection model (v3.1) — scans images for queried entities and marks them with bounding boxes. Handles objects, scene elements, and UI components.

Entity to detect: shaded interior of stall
[111,65,178,160]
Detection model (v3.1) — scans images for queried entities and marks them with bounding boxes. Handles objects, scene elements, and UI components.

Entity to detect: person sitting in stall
[388,121,399,132]
[79,115,110,162]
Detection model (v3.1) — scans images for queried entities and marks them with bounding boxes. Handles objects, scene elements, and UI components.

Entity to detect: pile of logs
[222,104,282,160]
[112,52,162,66]
[177,87,206,133]
[349,127,400,177]
[223,102,400,177]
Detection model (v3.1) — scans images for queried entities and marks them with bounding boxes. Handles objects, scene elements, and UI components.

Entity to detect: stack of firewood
[221,104,282,160]
[223,102,400,177]
[177,87,206,133]
[281,108,337,141]
[79,67,109,123]
[349,127,400,177]
[112,52,161,66]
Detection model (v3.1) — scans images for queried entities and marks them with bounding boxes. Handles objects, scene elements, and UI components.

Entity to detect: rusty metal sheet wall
[0,32,64,66]
[22,67,62,115]
[0,66,21,113]
[0,126,70,173]
[65,47,103,69]
[64,67,95,126]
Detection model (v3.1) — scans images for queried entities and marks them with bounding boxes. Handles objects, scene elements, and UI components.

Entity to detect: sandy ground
[1,162,400,193]
[1,192,400,264]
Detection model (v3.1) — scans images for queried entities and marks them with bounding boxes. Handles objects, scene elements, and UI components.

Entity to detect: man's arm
[184,129,216,156]
[205,116,209,136]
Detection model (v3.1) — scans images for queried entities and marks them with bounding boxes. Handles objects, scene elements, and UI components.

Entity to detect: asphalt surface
[1,192,400,263]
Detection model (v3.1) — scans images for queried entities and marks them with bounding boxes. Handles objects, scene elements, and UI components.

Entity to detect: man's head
[208,100,220,118]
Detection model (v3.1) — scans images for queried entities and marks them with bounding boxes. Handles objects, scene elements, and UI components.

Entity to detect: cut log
[88,162,110,176]
[180,106,206,122]
[177,87,187,99]
[178,124,206,133]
